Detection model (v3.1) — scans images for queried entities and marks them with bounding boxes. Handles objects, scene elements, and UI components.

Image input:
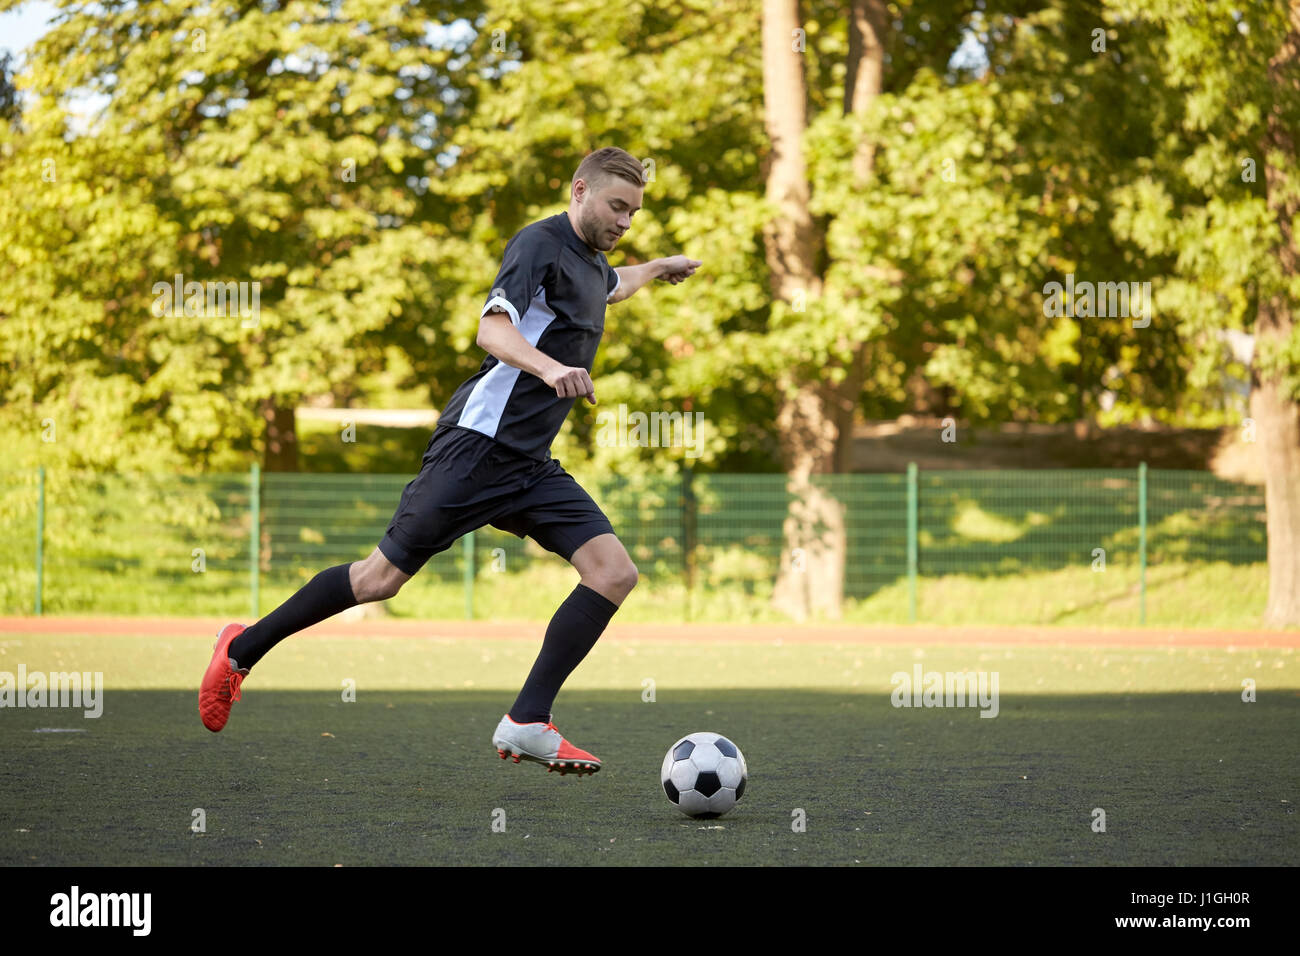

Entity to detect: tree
[0,0,488,472]
[760,0,1026,619]
[1108,0,1300,625]
[0,50,20,125]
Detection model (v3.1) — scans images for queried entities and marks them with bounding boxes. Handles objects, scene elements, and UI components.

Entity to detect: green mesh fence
[0,466,1269,625]
[0,469,254,616]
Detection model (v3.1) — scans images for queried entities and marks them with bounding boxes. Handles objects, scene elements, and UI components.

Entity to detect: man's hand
[656,255,702,285]
[544,364,596,405]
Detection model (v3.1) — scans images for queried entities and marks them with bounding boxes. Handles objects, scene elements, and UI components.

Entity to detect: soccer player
[199,146,702,776]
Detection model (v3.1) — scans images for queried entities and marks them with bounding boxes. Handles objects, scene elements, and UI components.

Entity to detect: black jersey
[434,212,621,461]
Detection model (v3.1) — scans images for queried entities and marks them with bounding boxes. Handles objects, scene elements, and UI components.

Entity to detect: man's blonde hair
[572,147,646,195]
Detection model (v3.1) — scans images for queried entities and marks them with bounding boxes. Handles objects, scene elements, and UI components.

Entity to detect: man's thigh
[379,427,533,575]
[490,464,616,563]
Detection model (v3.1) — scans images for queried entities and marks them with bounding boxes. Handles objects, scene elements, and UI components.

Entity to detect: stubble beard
[580,209,616,252]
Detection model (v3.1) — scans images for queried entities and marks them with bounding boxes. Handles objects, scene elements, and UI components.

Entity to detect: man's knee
[360,576,403,603]
[572,534,637,599]
[352,549,410,603]
[595,560,638,598]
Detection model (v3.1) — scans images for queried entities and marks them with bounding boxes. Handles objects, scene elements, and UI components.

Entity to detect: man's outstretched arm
[610,255,702,303]
[477,310,597,404]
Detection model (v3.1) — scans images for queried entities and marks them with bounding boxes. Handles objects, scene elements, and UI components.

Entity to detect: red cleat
[199,623,250,732]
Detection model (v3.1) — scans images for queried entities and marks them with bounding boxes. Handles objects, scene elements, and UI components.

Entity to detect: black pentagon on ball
[664,778,680,803]
[695,770,722,797]
[690,811,722,820]
[714,737,737,758]
[673,740,695,761]
[736,777,746,800]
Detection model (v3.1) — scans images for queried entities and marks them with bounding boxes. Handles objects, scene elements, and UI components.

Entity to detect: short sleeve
[605,265,620,303]
[481,227,555,325]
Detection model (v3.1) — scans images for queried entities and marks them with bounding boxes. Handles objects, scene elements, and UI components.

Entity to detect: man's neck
[566,211,597,253]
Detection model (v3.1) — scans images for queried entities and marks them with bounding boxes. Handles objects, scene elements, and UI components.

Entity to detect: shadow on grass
[1,688,1295,867]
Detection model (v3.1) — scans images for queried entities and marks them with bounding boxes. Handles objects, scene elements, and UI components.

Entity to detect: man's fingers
[663,261,700,283]
[552,369,595,404]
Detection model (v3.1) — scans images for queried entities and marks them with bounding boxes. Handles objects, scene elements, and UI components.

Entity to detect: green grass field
[1,632,1296,866]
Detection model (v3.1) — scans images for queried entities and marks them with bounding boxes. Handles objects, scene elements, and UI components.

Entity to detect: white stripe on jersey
[481,294,521,325]
[460,289,559,437]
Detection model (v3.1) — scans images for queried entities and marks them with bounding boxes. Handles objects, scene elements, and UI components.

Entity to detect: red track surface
[1,616,1297,646]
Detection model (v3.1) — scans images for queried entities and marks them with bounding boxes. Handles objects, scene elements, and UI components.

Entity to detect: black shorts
[377,425,616,575]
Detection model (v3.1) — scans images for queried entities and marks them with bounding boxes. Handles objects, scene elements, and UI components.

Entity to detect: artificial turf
[1,633,1296,866]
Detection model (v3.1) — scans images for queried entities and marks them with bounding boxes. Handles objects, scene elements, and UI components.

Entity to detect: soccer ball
[661,732,748,818]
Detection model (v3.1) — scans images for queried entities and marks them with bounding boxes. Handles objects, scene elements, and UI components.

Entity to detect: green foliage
[1,0,1295,481]
[0,0,489,471]
[1107,0,1300,401]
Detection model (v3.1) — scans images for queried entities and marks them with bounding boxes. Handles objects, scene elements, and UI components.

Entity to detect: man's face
[576,179,643,252]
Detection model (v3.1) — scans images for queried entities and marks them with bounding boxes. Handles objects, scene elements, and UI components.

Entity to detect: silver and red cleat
[491,714,601,776]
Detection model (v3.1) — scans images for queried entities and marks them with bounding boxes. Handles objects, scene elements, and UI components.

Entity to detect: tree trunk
[761,0,819,302]
[830,0,886,477]
[763,0,884,619]
[762,0,839,619]
[1258,0,1300,627]
[845,0,887,185]
[260,399,299,472]
[832,343,869,473]
[771,383,847,619]
[1252,368,1300,626]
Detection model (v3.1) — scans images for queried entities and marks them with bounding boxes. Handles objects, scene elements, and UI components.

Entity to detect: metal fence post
[35,465,45,616]
[682,464,695,623]
[463,530,475,619]
[907,462,918,624]
[1138,462,1147,625]
[249,463,260,620]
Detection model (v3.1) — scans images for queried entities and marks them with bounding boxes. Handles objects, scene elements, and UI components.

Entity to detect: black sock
[229,563,358,671]
[509,584,620,723]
